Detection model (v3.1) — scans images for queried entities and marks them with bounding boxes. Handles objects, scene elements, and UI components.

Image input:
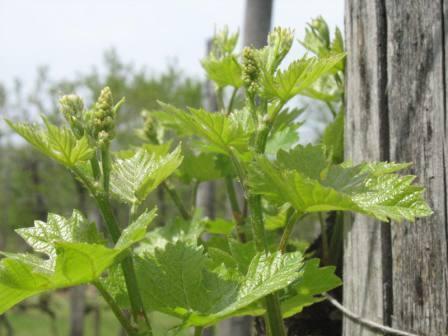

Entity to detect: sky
[0,0,344,86]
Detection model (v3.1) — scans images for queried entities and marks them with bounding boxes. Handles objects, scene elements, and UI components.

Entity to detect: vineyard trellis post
[344,1,448,335]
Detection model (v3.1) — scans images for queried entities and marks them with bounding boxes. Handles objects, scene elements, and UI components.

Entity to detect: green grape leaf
[353,173,432,222]
[277,144,329,180]
[280,259,342,317]
[301,16,331,57]
[256,28,294,74]
[321,110,344,163]
[110,146,183,205]
[114,142,173,160]
[302,75,343,103]
[301,17,344,66]
[265,204,290,231]
[6,118,93,167]
[178,152,223,183]
[0,210,156,314]
[271,107,305,133]
[16,210,103,260]
[158,103,252,155]
[136,213,204,256]
[116,209,158,249]
[249,145,432,222]
[203,218,235,235]
[265,127,299,156]
[202,56,243,88]
[332,27,345,56]
[260,54,345,102]
[227,240,257,275]
[135,241,303,327]
[209,26,239,57]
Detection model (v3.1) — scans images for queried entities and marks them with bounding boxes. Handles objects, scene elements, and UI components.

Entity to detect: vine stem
[318,213,330,265]
[162,181,191,220]
[194,326,204,336]
[143,136,191,221]
[225,176,246,242]
[225,88,238,116]
[95,195,151,334]
[71,167,153,335]
[245,98,287,336]
[94,281,137,336]
[101,147,111,192]
[90,157,101,180]
[278,209,301,253]
[324,294,420,336]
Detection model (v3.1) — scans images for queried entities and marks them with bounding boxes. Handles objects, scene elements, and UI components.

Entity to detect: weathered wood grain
[344,0,448,335]
[386,1,448,334]
[344,1,391,335]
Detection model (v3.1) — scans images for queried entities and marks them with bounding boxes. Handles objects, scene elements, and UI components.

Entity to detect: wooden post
[243,0,273,47]
[344,1,448,335]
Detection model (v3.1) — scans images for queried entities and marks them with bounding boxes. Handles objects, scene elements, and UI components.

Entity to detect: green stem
[246,99,287,336]
[225,176,246,242]
[319,213,330,265]
[130,203,139,222]
[94,282,136,336]
[325,101,337,117]
[265,294,286,336]
[226,88,238,116]
[127,204,153,332]
[95,193,121,241]
[96,196,150,331]
[71,168,153,335]
[90,156,101,181]
[101,147,111,193]
[228,147,248,195]
[194,326,204,336]
[248,194,267,251]
[278,209,301,253]
[216,87,225,112]
[162,182,191,220]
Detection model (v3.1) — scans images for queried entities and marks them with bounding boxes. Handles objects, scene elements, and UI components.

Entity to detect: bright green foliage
[135,241,303,327]
[59,94,85,138]
[110,146,183,205]
[203,218,235,235]
[202,56,243,89]
[178,152,223,182]
[158,103,251,155]
[265,204,290,230]
[321,110,344,163]
[16,210,102,260]
[257,27,294,74]
[208,239,257,275]
[2,17,432,336]
[250,145,432,221]
[202,27,242,89]
[136,212,204,255]
[265,127,299,156]
[280,259,342,317]
[300,16,345,105]
[6,118,93,167]
[260,54,345,103]
[209,26,239,57]
[0,210,156,314]
[301,17,344,64]
[236,259,342,318]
